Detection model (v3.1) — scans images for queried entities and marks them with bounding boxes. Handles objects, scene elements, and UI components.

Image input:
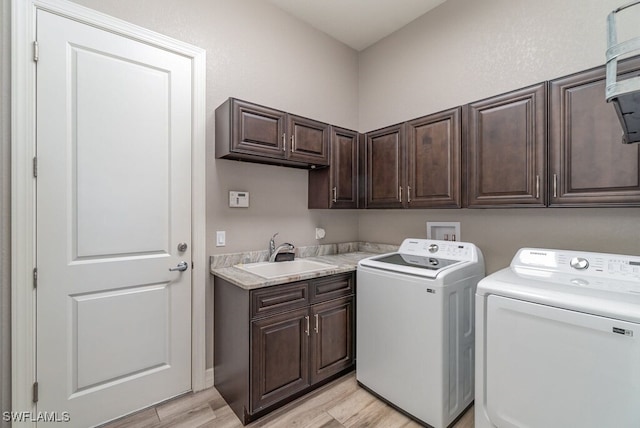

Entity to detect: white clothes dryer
[476,248,640,428]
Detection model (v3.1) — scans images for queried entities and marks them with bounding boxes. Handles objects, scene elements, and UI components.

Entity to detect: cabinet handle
[291,135,296,152]
[399,186,403,202]
[314,314,319,334]
[535,175,540,199]
[332,187,337,203]
[553,174,558,198]
[407,186,411,203]
[305,315,310,336]
[282,133,286,152]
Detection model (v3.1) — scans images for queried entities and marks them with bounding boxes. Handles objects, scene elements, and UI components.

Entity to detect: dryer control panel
[513,248,640,282]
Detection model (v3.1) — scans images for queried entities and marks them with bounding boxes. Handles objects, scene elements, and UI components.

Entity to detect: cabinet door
[231,99,286,159]
[406,107,461,208]
[466,83,547,207]
[288,114,329,166]
[330,127,359,208]
[250,307,310,412]
[308,127,358,209]
[310,297,354,385]
[549,59,640,206]
[365,124,405,208]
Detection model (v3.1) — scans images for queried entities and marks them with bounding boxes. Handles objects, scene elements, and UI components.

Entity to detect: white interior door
[36,8,193,427]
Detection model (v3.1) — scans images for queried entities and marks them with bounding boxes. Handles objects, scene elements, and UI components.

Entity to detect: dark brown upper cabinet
[549,58,640,207]
[364,109,462,209]
[406,107,461,208]
[308,127,359,209]
[287,114,330,165]
[365,124,405,208]
[466,83,547,208]
[216,98,329,168]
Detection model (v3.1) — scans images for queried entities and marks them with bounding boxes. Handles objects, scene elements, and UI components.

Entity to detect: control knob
[428,244,438,253]
[570,257,589,270]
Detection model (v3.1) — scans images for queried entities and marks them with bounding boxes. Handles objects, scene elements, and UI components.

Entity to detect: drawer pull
[314,314,319,334]
[305,315,310,336]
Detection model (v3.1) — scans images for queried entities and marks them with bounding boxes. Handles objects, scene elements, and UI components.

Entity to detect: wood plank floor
[101,373,474,428]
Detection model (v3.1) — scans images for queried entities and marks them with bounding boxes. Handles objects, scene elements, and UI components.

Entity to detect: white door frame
[11,0,208,422]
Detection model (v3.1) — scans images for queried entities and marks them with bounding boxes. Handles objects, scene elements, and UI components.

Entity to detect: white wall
[357,0,640,273]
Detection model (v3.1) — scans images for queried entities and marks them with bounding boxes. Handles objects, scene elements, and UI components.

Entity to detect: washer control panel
[398,238,478,262]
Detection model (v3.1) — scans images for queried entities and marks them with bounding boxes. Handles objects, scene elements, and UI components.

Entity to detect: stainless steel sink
[235,259,337,279]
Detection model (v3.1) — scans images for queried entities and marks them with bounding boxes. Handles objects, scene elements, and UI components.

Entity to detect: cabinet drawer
[251,282,309,319]
[310,273,354,304]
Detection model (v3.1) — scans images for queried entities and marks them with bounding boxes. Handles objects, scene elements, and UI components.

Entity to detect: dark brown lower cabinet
[310,297,354,384]
[251,307,310,411]
[214,272,355,425]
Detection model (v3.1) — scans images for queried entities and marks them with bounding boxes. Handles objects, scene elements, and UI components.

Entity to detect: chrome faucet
[269,233,278,256]
[268,233,295,262]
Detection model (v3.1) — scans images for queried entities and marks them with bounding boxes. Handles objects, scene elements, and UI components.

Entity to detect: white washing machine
[357,238,485,428]
[476,248,640,428]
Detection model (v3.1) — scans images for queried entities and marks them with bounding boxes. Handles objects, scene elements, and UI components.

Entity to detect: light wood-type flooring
[101,372,474,428]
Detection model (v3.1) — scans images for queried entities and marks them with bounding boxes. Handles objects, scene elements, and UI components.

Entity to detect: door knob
[169,261,189,272]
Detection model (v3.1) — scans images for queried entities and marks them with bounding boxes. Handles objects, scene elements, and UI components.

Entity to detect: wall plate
[426,221,460,241]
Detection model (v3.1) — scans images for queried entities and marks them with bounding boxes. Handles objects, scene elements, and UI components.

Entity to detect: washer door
[485,295,640,428]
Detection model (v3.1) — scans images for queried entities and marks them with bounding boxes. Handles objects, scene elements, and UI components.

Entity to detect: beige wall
[359,0,628,130]
[357,0,640,273]
[358,208,640,274]
[69,0,361,256]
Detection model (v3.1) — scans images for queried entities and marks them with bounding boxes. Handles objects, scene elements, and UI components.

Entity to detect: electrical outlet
[216,231,226,247]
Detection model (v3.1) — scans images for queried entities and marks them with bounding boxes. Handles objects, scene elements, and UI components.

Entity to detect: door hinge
[32,382,38,403]
[33,268,38,289]
[33,41,39,62]
[33,157,38,178]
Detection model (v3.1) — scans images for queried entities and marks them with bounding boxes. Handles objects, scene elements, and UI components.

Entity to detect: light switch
[229,191,249,208]
[216,231,226,247]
